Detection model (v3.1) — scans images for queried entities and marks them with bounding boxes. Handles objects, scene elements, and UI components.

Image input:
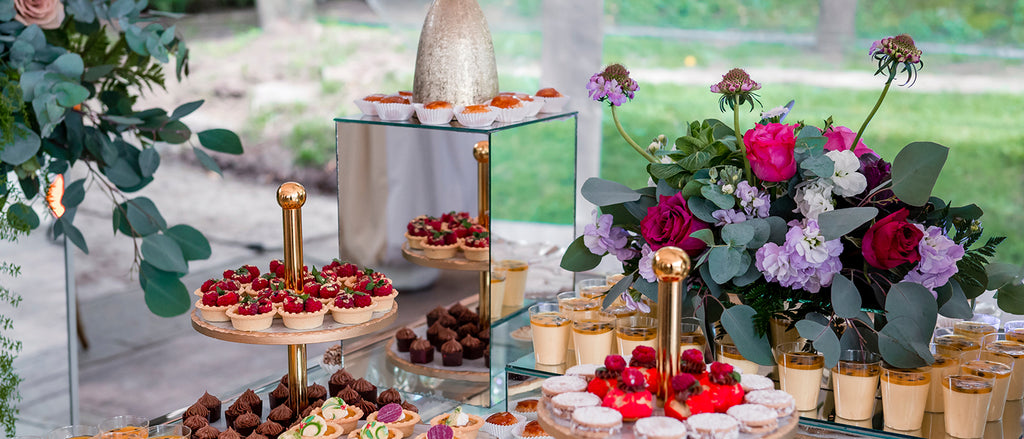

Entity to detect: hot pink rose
[639,192,709,257]
[13,0,65,29]
[742,123,797,182]
[823,125,875,157]
[862,208,923,270]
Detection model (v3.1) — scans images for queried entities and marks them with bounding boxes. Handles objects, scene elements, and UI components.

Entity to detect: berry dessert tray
[191,304,397,345]
[401,242,489,271]
[385,324,490,383]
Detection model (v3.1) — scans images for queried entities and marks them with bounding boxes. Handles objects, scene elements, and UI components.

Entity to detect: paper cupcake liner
[511,422,552,439]
[481,415,526,439]
[354,99,379,116]
[522,99,544,117]
[454,106,498,128]
[413,104,454,125]
[492,105,527,123]
[374,102,415,121]
[538,96,569,113]
[509,399,538,421]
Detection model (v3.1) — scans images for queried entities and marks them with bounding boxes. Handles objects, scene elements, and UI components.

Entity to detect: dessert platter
[401,212,490,271]
[384,303,491,382]
[354,88,570,127]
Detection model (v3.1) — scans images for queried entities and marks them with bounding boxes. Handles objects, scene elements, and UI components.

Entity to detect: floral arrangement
[563,34,1024,368]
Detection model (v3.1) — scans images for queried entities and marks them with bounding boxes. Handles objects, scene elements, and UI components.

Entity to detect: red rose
[862,208,923,269]
[639,192,709,257]
[742,123,797,182]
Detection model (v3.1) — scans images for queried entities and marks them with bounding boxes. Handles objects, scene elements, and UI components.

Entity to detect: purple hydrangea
[637,244,656,283]
[587,64,638,107]
[712,181,769,226]
[712,208,747,226]
[583,211,636,261]
[755,220,843,293]
[901,225,965,296]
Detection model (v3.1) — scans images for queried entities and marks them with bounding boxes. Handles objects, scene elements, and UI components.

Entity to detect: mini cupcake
[453,105,497,128]
[394,328,416,352]
[460,335,485,360]
[186,402,211,422]
[481,412,524,439]
[373,96,415,121]
[488,95,527,123]
[330,289,376,324]
[352,378,378,404]
[367,403,421,437]
[239,389,264,416]
[307,384,328,402]
[279,293,329,329]
[510,399,538,421]
[459,232,489,262]
[355,94,387,116]
[456,323,479,340]
[226,296,277,331]
[269,403,295,426]
[345,420,403,439]
[194,425,220,439]
[535,88,569,113]
[441,339,463,367]
[429,407,485,439]
[413,101,455,125]
[337,386,361,404]
[225,401,253,428]
[515,421,551,439]
[221,428,242,439]
[317,397,363,434]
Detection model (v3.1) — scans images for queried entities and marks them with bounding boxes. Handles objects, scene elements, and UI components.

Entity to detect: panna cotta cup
[982,334,1024,400]
[573,311,615,364]
[1004,320,1024,344]
[935,334,980,359]
[832,349,881,421]
[960,351,1014,421]
[616,315,658,355]
[680,319,708,355]
[490,271,506,320]
[774,341,824,411]
[880,364,930,431]
[955,320,997,343]
[717,336,760,375]
[925,349,959,413]
[496,260,529,309]
[943,374,994,439]
[530,302,570,365]
[558,291,601,353]
[576,278,610,303]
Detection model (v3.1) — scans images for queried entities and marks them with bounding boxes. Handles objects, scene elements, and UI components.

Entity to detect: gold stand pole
[278,182,309,415]
[473,141,490,327]
[653,246,691,399]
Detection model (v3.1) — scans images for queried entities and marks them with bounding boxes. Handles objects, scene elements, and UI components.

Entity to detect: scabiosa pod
[870,34,924,86]
[587,63,639,107]
[711,68,762,112]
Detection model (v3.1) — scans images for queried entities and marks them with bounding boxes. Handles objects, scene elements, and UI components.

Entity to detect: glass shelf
[334,111,577,134]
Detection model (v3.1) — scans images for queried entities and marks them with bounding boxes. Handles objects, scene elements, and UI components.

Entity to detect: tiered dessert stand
[191,182,398,416]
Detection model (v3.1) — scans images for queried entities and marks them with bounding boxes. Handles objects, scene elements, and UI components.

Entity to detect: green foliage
[0,208,23,434]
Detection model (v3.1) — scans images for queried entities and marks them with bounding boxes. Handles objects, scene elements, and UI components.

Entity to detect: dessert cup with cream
[774,341,824,412]
[529,302,570,365]
[832,350,881,421]
[880,364,931,431]
[943,374,994,439]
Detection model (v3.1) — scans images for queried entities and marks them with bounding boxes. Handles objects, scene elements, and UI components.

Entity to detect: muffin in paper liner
[453,106,498,128]
[354,99,379,116]
[374,102,415,121]
[509,399,539,421]
[537,96,569,113]
[512,421,552,439]
[413,104,454,125]
[492,105,527,123]
[480,413,525,439]
[521,98,544,118]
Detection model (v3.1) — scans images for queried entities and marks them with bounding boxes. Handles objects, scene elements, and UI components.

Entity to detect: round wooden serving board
[190,303,397,345]
[384,326,490,383]
[401,243,489,271]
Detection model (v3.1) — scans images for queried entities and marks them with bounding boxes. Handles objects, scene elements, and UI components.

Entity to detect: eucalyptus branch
[610,105,657,163]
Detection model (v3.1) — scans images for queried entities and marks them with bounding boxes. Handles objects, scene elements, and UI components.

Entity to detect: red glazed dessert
[601,368,654,421]
[628,346,661,395]
[701,362,744,413]
[587,355,625,399]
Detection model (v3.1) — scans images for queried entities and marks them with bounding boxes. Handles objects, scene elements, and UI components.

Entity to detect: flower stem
[852,76,893,151]
[611,105,657,163]
[733,97,753,184]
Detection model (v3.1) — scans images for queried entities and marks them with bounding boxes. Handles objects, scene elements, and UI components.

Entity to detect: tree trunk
[816,0,857,63]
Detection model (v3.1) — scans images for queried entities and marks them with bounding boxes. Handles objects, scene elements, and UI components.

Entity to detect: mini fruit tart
[441,211,472,229]
[223,264,261,295]
[279,293,330,330]
[429,407,484,439]
[460,232,489,262]
[346,420,402,439]
[422,230,459,260]
[329,289,376,324]
[317,397,363,434]
[196,286,241,322]
[405,217,433,250]
[226,295,277,331]
[269,258,308,279]
[195,278,241,297]
[349,269,399,312]
[281,414,345,439]
[367,403,421,438]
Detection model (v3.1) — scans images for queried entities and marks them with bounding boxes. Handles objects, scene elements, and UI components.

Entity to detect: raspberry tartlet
[349,269,398,312]
[329,289,377,324]
[405,217,433,250]
[196,285,241,322]
[279,293,330,330]
[226,295,277,331]
[460,232,489,262]
[422,230,459,260]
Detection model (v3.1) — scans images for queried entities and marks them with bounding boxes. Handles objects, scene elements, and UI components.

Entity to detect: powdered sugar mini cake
[540,375,588,398]
[570,407,622,438]
[633,416,686,439]
[565,364,602,382]
[685,413,739,439]
[743,389,796,418]
[549,392,601,420]
[726,404,779,434]
[740,374,775,393]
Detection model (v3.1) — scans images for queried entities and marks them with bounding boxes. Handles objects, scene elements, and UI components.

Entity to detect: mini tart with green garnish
[459,232,489,262]
[225,295,277,331]
[196,285,242,322]
[348,269,399,312]
[281,414,344,439]
[329,289,377,324]
[405,217,433,250]
[367,403,421,438]
[428,407,484,439]
[346,420,403,439]
[315,397,363,434]
[422,229,459,260]
[279,292,329,330]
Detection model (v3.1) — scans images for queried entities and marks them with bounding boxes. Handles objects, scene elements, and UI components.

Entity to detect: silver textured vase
[412,0,499,107]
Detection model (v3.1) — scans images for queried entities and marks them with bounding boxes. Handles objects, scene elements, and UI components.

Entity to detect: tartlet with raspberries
[329,288,377,324]
[279,292,330,329]
[226,295,277,331]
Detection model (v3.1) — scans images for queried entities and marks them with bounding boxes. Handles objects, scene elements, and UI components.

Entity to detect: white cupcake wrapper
[354,99,378,116]
[413,104,454,125]
[374,102,415,121]
[453,106,498,128]
[522,99,544,117]
[509,399,539,421]
[492,105,527,123]
[511,422,552,439]
[481,415,525,439]
[537,95,569,113]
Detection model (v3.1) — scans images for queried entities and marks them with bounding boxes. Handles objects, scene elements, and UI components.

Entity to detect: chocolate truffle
[185,402,210,422]
[233,412,260,437]
[244,433,267,439]
[183,415,209,435]
[269,383,290,409]
[457,323,479,340]
[478,326,490,343]
[307,383,327,402]
[434,328,457,350]
[456,311,479,326]
[426,307,449,327]
[198,392,222,423]
[280,374,290,386]
[401,401,419,414]
[238,389,263,417]
[328,369,354,396]
[409,339,434,364]
[218,427,241,439]
[441,339,464,367]
[377,388,402,406]
[355,400,377,420]
[352,378,377,404]
[309,398,325,409]
[426,322,445,346]
[299,402,316,418]
[461,335,484,360]
[194,425,220,439]
[448,302,468,316]
[436,313,458,329]
[224,400,252,427]
[267,403,294,426]
[255,420,283,438]
[395,328,416,352]
[337,386,361,404]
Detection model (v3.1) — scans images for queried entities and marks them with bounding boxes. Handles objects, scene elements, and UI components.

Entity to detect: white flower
[760,106,790,120]
[825,149,867,197]
[793,178,835,220]
[721,184,735,195]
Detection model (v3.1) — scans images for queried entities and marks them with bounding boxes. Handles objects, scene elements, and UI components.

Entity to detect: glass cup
[576,278,611,302]
[572,310,615,365]
[925,345,959,413]
[616,315,658,356]
[495,260,528,309]
[934,334,980,358]
[489,271,505,320]
[605,273,625,286]
[716,336,759,374]
[880,364,931,431]
[960,350,1014,421]
[831,349,881,421]
[943,374,995,439]
[955,320,998,343]
[982,333,1024,400]
[558,291,600,352]
[679,318,707,355]
[98,416,149,439]
[147,425,190,439]
[774,341,824,411]
[529,302,570,365]
[1005,320,1024,342]
[48,425,99,439]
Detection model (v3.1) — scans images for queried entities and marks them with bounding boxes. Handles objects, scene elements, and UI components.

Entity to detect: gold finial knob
[653,247,691,282]
[473,141,489,163]
[277,182,306,209]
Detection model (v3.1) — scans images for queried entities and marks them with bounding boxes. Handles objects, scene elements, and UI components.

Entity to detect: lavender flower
[587,64,639,107]
[735,181,770,219]
[901,225,965,296]
[712,208,747,226]
[756,220,843,293]
[621,290,650,313]
[638,244,656,283]
[583,211,635,261]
